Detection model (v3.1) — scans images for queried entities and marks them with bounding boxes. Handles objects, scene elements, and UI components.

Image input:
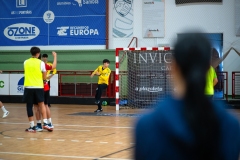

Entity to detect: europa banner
[0,0,106,46]
[127,50,173,107]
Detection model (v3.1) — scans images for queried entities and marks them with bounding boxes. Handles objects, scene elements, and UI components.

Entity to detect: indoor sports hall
[1,0,240,159]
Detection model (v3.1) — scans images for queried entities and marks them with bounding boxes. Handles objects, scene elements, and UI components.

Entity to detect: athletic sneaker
[43,123,53,131]
[35,125,43,132]
[48,123,54,129]
[95,100,100,104]
[94,109,103,112]
[2,111,10,118]
[25,126,36,133]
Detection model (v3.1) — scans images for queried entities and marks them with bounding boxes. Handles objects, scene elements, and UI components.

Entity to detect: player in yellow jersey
[91,59,111,112]
[205,66,218,99]
[23,47,52,132]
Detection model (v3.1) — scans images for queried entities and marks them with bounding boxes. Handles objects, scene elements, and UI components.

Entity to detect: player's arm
[47,74,54,80]
[51,51,57,69]
[0,70,2,74]
[213,69,218,86]
[41,61,47,80]
[91,66,100,77]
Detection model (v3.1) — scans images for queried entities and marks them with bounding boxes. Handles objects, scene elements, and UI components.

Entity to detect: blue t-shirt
[134,97,240,160]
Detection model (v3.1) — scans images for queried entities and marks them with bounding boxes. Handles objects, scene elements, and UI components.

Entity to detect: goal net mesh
[118,49,174,109]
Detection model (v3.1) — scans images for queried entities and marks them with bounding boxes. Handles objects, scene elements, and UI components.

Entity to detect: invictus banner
[127,50,173,108]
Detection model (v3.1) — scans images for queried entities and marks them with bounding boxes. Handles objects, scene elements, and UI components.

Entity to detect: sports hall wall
[0,0,240,94]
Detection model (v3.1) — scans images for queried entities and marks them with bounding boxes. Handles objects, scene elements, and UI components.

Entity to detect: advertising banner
[127,50,173,107]
[9,74,58,96]
[0,0,106,46]
[113,0,134,38]
[142,0,165,38]
[0,74,10,95]
[10,74,25,95]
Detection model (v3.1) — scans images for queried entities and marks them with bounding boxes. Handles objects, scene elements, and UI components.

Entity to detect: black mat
[68,112,142,117]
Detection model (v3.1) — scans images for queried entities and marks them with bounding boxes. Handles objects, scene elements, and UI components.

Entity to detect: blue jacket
[134,97,240,160]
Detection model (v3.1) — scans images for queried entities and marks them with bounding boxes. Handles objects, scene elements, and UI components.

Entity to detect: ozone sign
[4,23,40,41]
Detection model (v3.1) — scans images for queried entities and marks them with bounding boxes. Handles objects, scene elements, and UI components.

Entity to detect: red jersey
[45,63,52,70]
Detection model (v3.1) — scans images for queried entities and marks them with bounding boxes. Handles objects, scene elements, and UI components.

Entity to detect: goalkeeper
[91,59,111,112]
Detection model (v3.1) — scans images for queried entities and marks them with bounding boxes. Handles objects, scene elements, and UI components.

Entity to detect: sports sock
[30,121,34,128]
[1,106,7,113]
[43,119,48,124]
[47,118,52,124]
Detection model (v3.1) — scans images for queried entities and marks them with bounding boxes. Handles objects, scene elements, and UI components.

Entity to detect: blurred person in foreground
[134,33,240,160]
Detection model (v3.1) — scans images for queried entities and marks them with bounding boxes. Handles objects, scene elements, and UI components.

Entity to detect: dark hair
[30,47,40,56]
[42,54,48,58]
[103,59,110,64]
[173,33,220,159]
[38,54,41,60]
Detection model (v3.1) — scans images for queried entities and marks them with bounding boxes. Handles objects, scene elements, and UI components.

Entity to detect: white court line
[44,139,51,141]
[54,129,90,132]
[85,141,93,143]
[17,138,24,140]
[0,143,2,145]
[115,142,123,144]
[71,140,79,142]
[0,152,133,159]
[57,139,65,142]
[0,122,133,129]
[4,137,10,139]
[30,138,37,140]
[100,142,108,144]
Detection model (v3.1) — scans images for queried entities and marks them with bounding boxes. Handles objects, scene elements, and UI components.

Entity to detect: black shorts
[23,88,44,104]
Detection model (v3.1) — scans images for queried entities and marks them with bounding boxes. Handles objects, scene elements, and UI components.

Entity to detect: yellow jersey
[205,66,217,95]
[93,65,111,85]
[24,58,43,88]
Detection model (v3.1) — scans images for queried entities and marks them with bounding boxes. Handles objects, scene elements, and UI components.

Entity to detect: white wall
[109,0,240,95]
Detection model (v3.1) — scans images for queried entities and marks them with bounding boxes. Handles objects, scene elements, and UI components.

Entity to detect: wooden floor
[0,103,145,160]
[1,104,240,160]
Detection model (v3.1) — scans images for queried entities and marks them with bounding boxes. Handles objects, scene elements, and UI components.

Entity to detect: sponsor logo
[11,10,32,15]
[135,86,163,92]
[74,0,82,6]
[57,26,99,36]
[4,23,40,41]
[57,26,69,36]
[57,2,72,5]
[144,2,154,4]
[57,0,99,7]
[17,77,24,93]
[43,11,55,24]
[16,0,27,8]
[0,81,4,88]
[149,29,159,32]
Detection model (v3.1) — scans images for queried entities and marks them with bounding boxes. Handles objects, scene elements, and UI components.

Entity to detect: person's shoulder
[213,101,240,128]
[107,68,111,72]
[136,97,178,127]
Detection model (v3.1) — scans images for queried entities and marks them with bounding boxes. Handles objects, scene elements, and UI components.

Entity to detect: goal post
[115,47,174,110]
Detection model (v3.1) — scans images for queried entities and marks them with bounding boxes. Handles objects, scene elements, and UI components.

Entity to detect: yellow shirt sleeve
[92,65,101,75]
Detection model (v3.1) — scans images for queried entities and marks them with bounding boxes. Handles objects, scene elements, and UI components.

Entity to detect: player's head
[42,54,48,63]
[103,59,110,67]
[173,33,219,159]
[173,33,211,94]
[30,47,40,58]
